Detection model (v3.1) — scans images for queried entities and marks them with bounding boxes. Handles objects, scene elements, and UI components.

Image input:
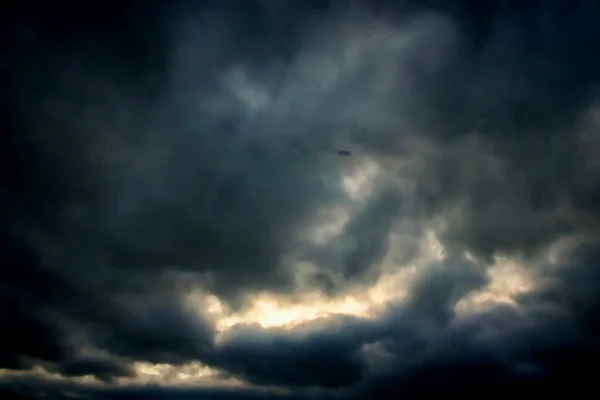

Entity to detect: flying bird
[337,150,351,156]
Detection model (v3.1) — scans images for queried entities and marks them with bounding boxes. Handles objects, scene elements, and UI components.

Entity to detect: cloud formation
[2,0,600,398]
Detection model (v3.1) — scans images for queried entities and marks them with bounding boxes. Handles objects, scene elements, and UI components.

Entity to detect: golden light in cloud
[0,362,247,390]
[0,229,538,391]
[191,268,412,335]
[193,230,446,334]
[190,217,449,341]
[197,228,537,337]
[127,361,292,394]
[216,293,372,331]
[455,256,534,314]
[129,361,234,387]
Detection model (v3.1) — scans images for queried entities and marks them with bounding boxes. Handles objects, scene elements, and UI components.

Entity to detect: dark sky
[2,0,600,398]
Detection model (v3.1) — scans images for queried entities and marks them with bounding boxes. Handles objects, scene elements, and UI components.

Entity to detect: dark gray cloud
[55,356,134,383]
[2,0,600,399]
[209,315,375,389]
[205,257,489,391]
[0,375,304,400]
[353,242,600,398]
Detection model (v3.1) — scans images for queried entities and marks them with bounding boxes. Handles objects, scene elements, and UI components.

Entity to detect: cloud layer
[2,0,600,398]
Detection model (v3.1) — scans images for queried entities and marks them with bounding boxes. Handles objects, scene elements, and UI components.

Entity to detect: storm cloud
[2,0,600,398]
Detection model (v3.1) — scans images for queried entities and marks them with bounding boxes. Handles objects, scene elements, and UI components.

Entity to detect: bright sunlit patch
[197,238,445,334]
[222,293,372,330]
[130,361,226,386]
[455,256,534,314]
[186,229,450,335]
[0,361,249,389]
[126,361,290,394]
[195,285,378,334]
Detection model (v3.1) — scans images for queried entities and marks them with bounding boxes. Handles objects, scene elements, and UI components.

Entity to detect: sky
[2,0,600,398]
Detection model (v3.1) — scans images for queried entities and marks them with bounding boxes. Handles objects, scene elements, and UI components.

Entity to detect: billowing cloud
[2,0,600,399]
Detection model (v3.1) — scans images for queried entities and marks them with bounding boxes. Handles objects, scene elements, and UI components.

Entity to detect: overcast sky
[2,0,600,398]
